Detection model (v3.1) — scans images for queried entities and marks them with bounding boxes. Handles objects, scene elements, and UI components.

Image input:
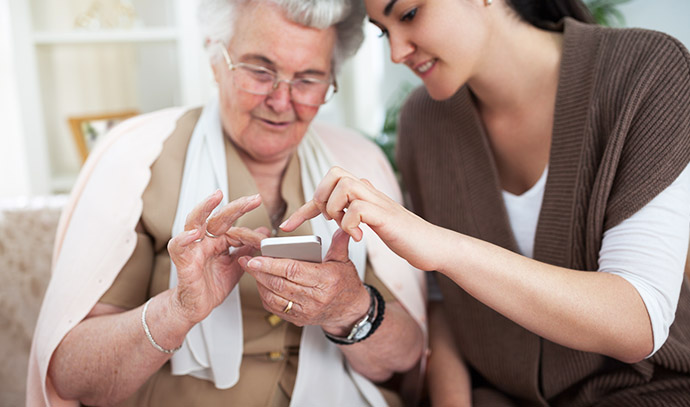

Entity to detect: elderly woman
[26,1,425,406]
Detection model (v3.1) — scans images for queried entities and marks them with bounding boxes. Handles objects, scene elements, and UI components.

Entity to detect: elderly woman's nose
[265,81,293,112]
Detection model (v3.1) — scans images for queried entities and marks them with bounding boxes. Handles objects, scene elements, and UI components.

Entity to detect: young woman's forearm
[433,228,653,363]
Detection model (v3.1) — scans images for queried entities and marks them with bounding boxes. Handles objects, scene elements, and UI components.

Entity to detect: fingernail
[238,256,249,267]
[279,219,288,229]
[247,258,262,269]
[189,229,202,243]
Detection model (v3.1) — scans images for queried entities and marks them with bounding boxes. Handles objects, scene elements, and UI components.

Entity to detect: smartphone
[260,235,323,263]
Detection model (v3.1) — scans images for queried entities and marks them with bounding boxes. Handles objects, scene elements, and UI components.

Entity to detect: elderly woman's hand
[239,229,371,333]
[168,190,269,326]
[280,166,440,271]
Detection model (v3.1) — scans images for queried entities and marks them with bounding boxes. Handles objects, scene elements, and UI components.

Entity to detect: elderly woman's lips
[260,118,290,126]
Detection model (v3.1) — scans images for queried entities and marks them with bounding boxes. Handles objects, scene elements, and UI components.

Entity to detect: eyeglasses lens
[233,65,335,106]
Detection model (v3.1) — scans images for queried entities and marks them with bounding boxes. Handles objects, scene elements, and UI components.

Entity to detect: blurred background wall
[1,0,689,198]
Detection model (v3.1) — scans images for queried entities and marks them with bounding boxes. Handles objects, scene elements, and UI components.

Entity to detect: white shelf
[33,28,178,45]
[5,0,209,196]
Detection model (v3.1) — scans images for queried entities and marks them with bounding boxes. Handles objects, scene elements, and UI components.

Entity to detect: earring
[485,0,492,5]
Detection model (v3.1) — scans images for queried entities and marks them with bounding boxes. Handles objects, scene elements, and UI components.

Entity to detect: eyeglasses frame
[218,44,338,107]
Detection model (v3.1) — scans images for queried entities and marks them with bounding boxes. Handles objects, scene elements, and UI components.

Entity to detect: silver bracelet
[141,298,182,354]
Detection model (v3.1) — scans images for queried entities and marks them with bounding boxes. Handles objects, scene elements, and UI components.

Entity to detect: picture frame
[68,110,138,162]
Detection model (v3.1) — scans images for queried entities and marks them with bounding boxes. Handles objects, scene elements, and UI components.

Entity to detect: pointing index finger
[279,200,322,232]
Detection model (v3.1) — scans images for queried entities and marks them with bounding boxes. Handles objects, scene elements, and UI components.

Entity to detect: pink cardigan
[26,107,427,406]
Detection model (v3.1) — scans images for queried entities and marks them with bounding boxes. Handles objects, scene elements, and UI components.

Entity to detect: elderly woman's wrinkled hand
[239,229,370,332]
[168,190,269,325]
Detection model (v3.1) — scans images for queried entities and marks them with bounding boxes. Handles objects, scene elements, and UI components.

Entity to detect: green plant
[585,0,632,27]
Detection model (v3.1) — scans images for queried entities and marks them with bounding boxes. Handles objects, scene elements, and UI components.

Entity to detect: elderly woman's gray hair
[197,0,366,72]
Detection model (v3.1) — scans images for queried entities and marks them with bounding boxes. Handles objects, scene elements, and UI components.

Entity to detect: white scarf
[169,99,386,406]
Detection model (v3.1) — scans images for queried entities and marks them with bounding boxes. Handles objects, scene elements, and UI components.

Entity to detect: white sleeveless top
[502,164,690,356]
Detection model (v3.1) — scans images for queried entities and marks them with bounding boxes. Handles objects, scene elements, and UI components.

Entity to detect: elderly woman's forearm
[340,302,424,382]
[48,291,194,405]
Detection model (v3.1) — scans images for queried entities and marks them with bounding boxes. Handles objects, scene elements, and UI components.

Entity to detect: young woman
[282,0,690,405]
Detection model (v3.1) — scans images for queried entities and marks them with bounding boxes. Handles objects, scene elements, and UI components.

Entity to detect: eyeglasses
[219,45,337,107]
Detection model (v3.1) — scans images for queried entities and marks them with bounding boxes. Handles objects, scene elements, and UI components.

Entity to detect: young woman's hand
[281,166,441,271]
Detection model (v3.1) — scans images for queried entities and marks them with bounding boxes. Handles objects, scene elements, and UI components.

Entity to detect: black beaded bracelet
[324,284,385,345]
[366,284,385,339]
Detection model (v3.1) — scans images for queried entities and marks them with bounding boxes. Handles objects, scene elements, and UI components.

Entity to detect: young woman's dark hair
[505,0,596,29]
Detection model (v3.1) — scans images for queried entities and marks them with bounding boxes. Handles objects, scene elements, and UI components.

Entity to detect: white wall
[0,0,31,197]
[0,0,50,198]
[619,0,690,48]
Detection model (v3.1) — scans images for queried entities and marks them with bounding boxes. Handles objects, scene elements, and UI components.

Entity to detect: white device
[260,235,323,263]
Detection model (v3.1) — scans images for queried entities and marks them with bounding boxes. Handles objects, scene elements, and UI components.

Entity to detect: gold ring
[283,300,293,314]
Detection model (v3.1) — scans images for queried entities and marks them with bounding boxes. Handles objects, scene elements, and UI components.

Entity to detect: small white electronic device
[260,235,322,263]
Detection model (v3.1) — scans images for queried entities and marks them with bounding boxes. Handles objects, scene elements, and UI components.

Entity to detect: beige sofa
[0,196,66,407]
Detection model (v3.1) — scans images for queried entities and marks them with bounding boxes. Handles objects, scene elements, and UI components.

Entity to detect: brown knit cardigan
[398,18,690,406]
